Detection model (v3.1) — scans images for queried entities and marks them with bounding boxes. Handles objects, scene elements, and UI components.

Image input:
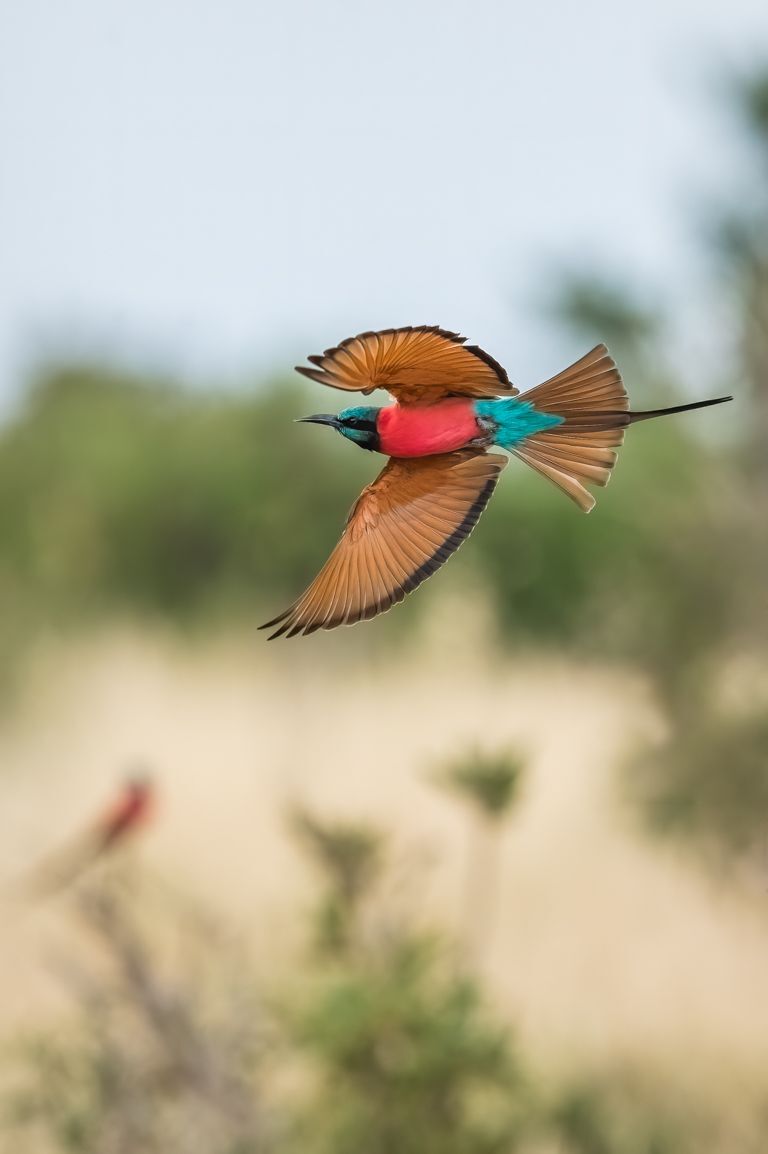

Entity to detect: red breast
[377,399,480,458]
[99,785,153,847]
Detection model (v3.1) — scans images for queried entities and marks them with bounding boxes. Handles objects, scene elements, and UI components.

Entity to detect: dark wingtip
[265,622,291,640]
[259,609,291,631]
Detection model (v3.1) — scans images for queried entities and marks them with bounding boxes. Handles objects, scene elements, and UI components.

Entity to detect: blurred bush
[287,805,385,956]
[3,887,274,1154]
[293,939,527,1154]
[0,352,740,673]
[438,748,524,823]
[435,748,525,966]
[0,367,371,626]
[548,1076,692,1154]
[6,782,764,1154]
[631,712,768,859]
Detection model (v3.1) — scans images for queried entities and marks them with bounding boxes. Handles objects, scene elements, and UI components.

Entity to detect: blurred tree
[717,67,768,492]
[547,272,663,368]
[0,366,371,627]
[293,940,528,1154]
[530,67,768,871]
[632,709,768,861]
[437,748,525,969]
[439,748,524,822]
[624,66,768,867]
[740,69,768,143]
[549,1077,689,1154]
[288,803,530,1154]
[288,805,384,956]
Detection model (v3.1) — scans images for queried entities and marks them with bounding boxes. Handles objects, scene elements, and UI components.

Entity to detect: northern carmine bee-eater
[20,774,154,896]
[261,326,731,639]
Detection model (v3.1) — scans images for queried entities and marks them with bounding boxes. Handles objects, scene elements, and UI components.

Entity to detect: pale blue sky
[2,0,767,408]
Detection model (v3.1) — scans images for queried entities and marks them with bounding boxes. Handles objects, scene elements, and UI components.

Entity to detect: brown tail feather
[626,396,733,423]
[516,344,732,513]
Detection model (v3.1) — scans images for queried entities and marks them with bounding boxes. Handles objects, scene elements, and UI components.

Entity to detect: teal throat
[474,397,564,449]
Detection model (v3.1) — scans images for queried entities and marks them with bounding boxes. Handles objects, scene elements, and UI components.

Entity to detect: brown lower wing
[295,326,517,404]
[261,451,507,638]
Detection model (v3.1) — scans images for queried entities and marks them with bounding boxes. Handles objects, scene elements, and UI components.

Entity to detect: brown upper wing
[261,451,507,638]
[295,326,517,405]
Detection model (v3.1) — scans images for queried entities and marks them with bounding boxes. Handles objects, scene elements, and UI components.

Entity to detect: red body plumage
[377,399,480,458]
[96,781,154,851]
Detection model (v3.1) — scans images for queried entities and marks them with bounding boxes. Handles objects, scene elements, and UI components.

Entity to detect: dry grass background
[2,622,767,1125]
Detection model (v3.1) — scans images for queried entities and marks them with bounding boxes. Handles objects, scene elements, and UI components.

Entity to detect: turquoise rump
[473,397,564,447]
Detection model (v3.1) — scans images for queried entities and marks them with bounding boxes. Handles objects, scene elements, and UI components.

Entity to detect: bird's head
[124,771,152,798]
[297,405,380,451]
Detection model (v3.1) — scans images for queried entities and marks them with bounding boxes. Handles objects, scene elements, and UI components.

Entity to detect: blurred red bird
[21,773,154,896]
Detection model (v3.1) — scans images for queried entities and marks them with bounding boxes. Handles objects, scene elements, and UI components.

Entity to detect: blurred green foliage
[284,801,531,1153]
[0,70,765,864]
[0,367,370,625]
[0,353,739,672]
[549,1078,690,1154]
[288,805,385,956]
[438,749,524,822]
[294,941,527,1154]
[6,783,759,1154]
[632,712,768,858]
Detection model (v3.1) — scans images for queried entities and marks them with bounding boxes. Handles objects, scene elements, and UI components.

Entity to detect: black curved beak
[296,413,341,428]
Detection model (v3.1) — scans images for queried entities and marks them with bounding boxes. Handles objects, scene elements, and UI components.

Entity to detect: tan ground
[1,624,767,1115]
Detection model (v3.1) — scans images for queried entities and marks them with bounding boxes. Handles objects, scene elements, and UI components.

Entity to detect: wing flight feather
[295,326,517,405]
[260,451,507,638]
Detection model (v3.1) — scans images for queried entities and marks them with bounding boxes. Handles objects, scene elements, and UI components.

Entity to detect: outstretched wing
[261,451,507,638]
[295,326,517,406]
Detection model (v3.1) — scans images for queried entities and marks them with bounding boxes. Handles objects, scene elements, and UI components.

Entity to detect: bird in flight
[261,326,731,639]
